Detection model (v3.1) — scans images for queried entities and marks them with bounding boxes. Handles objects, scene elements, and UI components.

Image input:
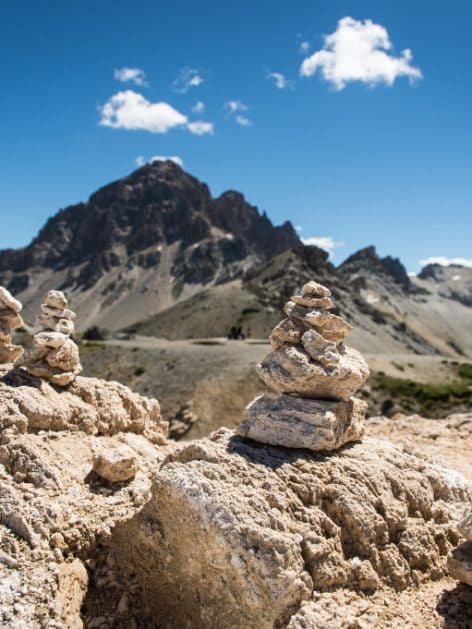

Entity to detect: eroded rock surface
[0,286,24,365]
[112,427,471,628]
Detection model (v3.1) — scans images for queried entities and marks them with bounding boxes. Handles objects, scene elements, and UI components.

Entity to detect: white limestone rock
[257,344,369,400]
[270,317,305,349]
[301,329,340,369]
[284,302,353,343]
[0,287,23,313]
[301,280,331,297]
[44,290,68,310]
[291,294,333,309]
[93,444,139,482]
[458,504,472,541]
[236,393,366,450]
[447,542,472,586]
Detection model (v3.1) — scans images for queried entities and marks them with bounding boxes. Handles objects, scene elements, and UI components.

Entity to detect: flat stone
[284,302,353,343]
[291,294,333,309]
[447,542,472,586]
[36,314,75,335]
[301,281,331,298]
[301,329,340,368]
[458,505,472,541]
[41,304,76,320]
[236,393,366,451]
[0,287,23,313]
[93,444,139,482]
[257,344,369,400]
[270,317,305,349]
[0,309,24,331]
[34,332,68,349]
[44,290,68,310]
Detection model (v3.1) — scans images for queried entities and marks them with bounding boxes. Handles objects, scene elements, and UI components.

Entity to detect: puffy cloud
[187,121,214,135]
[267,72,294,90]
[114,67,148,86]
[191,100,205,113]
[173,67,204,93]
[302,236,344,255]
[224,100,248,113]
[300,17,422,89]
[136,155,184,167]
[235,115,252,127]
[100,90,187,133]
[419,256,472,269]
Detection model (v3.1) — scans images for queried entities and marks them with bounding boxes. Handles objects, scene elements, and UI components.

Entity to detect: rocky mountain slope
[0,160,300,330]
[1,162,470,357]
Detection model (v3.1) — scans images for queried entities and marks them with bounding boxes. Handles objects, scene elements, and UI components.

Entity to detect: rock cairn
[447,505,472,586]
[19,290,82,386]
[236,280,370,451]
[0,286,24,364]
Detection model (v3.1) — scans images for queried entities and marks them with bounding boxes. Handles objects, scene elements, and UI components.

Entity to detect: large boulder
[112,428,471,628]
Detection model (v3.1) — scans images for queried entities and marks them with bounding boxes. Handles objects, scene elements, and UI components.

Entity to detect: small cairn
[447,505,472,586]
[19,290,82,386]
[236,280,370,451]
[0,286,24,364]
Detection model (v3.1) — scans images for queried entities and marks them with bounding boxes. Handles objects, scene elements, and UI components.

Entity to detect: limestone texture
[237,393,366,450]
[241,280,370,451]
[0,286,24,364]
[257,344,369,400]
[458,504,472,541]
[93,444,139,482]
[0,368,167,443]
[113,428,471,628]
[447,542,472,586]
[18,290,82,386]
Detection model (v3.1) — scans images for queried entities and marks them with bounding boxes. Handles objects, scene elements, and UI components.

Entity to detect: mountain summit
[0,161,300,328]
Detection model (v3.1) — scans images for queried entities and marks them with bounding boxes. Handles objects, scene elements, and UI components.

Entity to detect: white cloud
[267,72,294,90]
[299,41,310,54]
[114,67,148,86]
[150,155,184,167]
[100,90,188,133]
[136,155,184,168]
[235,115,252,127]
[187,121,214,135]
[224,100,248,113]
[295,225,303,232]
[300,17,422,89]
[419,256,472,269]
[173,67,204,93]
[302,236,344,255]
[191,100,205,113]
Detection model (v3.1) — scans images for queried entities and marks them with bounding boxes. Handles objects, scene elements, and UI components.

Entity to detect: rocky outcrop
[0,368,167,443]
[447,504,472,586]
[237,281,369,451]
[112,427,471,628]
[17,291,82,386]
[0,287,24,364]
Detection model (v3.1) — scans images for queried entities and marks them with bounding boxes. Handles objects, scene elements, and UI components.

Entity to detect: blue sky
[1,1,471,272]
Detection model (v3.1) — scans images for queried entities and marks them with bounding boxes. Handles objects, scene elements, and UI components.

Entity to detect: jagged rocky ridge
[0,162,471,356]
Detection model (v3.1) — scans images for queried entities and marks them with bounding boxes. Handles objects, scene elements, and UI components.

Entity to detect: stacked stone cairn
[236,280,370,451]
[0,286,25,364]
[447,505,472,586]
[19,290,82,386]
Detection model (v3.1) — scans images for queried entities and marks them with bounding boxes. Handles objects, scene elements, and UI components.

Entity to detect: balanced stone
[236,393,366,451]
[0,287,25,364]
[257,344,369,400]
[237,279,370,452]
[19,290,82,386]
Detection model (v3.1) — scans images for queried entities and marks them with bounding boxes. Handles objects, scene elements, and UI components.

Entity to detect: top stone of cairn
[236,280,370,451]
